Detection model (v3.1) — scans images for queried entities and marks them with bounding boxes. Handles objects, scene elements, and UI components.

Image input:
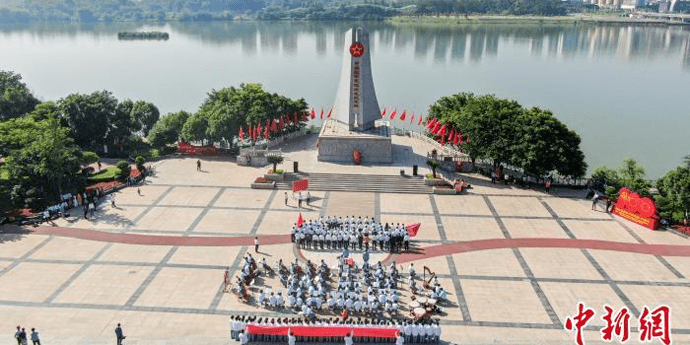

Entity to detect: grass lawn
[88,167,121,181]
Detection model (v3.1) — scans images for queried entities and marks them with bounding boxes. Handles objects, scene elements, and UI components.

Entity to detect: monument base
[317,119,392,164]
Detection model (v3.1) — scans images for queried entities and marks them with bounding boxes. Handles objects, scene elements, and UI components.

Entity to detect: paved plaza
[2,135,690,345]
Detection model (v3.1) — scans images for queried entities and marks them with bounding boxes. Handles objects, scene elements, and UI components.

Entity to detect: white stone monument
[317,27,392,164]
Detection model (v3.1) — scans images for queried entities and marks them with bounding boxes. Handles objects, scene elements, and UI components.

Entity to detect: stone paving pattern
[1,135,690,345]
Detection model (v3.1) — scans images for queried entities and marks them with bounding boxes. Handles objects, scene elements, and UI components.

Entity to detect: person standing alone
[254,236,260,253]
[30,328,40,345]
[115,323,125,345]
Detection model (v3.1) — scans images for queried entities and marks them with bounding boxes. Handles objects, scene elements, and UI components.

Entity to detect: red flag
[320,108,324,119]
[410,112,415,124]
[399,110,406,121]
[440,132,446,146]
[418,115,423,126]
[302,111,307,121]
[248,124,253,138]
[327,107,333,118]
[389,109,397,120]
[406,223,421,237]
[294,112,299,124]
[453,133,460,146]
[447,127,455,141]
[279,117,284,130]
[430,122,441,135]
[310,109,316,119]
[257,123,262,137]
[264,125,269,141]
[252,125,258,142]
[381,107,387,117]
[296,213,304,228]
[238,127,245,141]
[426,118,436,130]
[438,124,448,138]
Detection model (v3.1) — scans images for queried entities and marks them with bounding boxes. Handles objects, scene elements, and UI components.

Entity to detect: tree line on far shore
[0,0,579,24]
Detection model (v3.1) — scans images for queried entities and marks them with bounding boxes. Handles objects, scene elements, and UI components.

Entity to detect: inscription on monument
[353,61,360,109]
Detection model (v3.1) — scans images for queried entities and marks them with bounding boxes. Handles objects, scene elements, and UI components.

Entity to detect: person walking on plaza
[111,194,116,208]
[285,192,289,206]
[298,192,302,209]
[306,191,311,206]
[15,326,21,345]
[30,328,40,345]
[254,236,260,253]
[196,159,201,171]
[591,193,600,211]
[19,328,27,345]
[545,179,551,194]
[115,323,125,345]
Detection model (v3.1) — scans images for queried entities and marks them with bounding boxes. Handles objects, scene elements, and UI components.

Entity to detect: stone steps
[275,173,432,194]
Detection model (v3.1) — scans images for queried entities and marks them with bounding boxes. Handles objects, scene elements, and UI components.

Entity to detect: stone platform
[317,119,392,164]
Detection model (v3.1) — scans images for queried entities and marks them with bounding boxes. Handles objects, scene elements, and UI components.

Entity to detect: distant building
[658,1,670,11]
[620,0,646,9]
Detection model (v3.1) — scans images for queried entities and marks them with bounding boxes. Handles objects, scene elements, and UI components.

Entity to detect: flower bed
[424,175,445,186]
[433,184,456,195]
[251,177,276,189]
[86,180,124,193]
[673,224,690,236]
[264,172,284,181]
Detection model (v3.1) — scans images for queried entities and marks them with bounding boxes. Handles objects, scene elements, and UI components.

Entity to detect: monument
[317,27,393,164]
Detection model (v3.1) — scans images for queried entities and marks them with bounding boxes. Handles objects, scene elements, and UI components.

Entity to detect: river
[1,21,689,178]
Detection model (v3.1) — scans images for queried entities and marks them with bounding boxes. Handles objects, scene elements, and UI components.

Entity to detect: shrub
[88,167,121,183]
[81,151,100,165]
[116,161,131,180]
[135,156,145,171]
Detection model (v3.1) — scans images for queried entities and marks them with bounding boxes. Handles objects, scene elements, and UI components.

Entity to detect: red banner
[611,188,659,230]
[245,325,399,338]
[177,142,225,156]
[292,179,309,192]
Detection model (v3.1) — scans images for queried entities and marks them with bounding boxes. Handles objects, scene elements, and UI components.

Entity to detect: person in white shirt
[269,293,277,308]
[239,331,248,345]
[396,332,405,345]
[344,332,353,345]
[288,331,296,345]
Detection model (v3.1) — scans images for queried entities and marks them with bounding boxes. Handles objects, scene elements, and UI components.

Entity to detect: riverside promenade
[2,134,690,345]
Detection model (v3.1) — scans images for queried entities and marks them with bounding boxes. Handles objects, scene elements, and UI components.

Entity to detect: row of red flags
[381,107,425,126]
[238,106,432,141]
[425,117,470,147]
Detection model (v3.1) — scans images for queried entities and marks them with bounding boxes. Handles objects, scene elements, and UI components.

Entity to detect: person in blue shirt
[115,323,125,345]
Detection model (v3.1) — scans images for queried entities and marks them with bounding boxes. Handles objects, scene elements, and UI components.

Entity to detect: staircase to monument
[275,172,433,194]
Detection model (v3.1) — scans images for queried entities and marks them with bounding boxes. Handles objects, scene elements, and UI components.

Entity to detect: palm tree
[426,160,439,178]
[267,155,284,173]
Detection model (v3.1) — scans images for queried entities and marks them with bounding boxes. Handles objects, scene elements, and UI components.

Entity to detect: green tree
[426,159,440,178]
[28,101,60,121]
[1,70,40,121]
[147,110,190,147]
[116,160,131,180]
[267,155,284,172]
[515,107,586,179]
[181,112,209,142]
[130,100,160,136]
[654,155,690,223]
[81,151,100,165]
[0,116,83,205]
[59,91,119,150]
[618,158,651,196]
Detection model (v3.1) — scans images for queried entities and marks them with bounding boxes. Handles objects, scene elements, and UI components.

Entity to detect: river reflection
[1,21,689,177]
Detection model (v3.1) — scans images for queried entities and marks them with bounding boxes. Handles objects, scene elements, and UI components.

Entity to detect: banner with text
[611,188,659,230]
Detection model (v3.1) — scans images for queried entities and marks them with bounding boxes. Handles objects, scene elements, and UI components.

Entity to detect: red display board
[292,179,309,192]
[611,188,659,230]
[246,325,398,338]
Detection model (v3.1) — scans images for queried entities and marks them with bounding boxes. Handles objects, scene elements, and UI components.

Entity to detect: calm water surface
[1,21,689,178]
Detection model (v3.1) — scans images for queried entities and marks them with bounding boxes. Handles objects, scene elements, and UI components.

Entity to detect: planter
[424,177,445,186]
[433,186,457,195]
[251,181,276,189]
[264,173,284,181]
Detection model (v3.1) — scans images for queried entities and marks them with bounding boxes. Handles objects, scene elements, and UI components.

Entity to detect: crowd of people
[231,250,449,321]
[229,315,442,344]
[291,216,412,253]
